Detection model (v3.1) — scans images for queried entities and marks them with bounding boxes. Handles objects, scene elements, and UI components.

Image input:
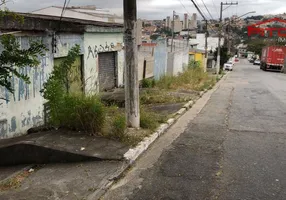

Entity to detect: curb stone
[91,71,230,199]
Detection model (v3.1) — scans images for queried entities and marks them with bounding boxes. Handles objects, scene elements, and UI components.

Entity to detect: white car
[253,59,261,65]
[224,61,234,71]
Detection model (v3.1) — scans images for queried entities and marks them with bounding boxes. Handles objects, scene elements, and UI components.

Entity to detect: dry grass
[0,171,30,191]
[155,66,216,91]
[102,105,168,146]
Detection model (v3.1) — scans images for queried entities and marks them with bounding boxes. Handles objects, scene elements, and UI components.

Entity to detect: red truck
[260,46,286,71]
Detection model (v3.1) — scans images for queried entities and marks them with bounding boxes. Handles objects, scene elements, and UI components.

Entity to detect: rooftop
[0,12,123,33]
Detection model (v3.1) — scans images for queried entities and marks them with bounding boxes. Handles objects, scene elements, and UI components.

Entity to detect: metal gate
[98,52,117,91]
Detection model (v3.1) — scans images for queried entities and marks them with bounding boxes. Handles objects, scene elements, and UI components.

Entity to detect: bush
[52,95,106,135]
[110,113,126,140]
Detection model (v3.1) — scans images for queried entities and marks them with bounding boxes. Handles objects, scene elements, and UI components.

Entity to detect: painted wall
[189,34,224,51]
[189,52,206,68]
[154,40,168,80]
[83,32,124,94]
[0,33,84,139]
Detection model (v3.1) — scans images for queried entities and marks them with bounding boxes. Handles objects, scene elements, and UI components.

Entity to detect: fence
[139,39,191,81]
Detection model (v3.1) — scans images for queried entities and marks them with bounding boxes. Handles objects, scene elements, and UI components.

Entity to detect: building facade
[0,13,124,139]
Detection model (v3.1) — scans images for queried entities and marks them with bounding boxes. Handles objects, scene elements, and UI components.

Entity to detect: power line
[189,0,206,20]
[194,0,208,20]
[188,0,217,33]
[64,0,71,15]
[60,0,68,21]
[211,0,220,19]
[178,0,192,16]
[200,0,214,20]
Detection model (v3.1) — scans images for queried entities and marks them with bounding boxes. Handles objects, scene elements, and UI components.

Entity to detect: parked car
[253,59,261,65]
[224,61,234,71]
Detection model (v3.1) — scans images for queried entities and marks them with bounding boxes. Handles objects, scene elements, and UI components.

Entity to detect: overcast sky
[5,0,286,20]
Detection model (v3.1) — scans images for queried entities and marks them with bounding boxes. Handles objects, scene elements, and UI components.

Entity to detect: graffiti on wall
[87,42,123,59]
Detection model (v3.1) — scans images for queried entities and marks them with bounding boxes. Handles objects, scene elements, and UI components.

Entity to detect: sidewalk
[0,71,225,200]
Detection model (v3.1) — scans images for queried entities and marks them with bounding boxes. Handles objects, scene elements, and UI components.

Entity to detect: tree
[246,39,266,55]
[150,34,160,41]
[214,47,231,68]
[0,1,47,95]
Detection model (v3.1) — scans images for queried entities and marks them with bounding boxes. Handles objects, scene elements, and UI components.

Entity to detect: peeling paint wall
[0,33,84,139]
[83,32,124,94]
[154,40,168,80]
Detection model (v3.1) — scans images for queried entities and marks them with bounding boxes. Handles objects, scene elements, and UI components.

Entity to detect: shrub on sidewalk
[41,45,106,135]
[141,78,156,88]
[110,112,127,140]
[51,95,106,135]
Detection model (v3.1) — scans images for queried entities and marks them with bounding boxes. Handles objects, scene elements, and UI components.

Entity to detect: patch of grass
[140,107,167,131]
[155,64,214,91]
[140,89,185,105]
[110,113,127,140]
[141,78,155,88]
[103,106,168,146]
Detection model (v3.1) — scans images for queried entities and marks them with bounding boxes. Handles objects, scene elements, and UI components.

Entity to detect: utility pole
[216,1,238,74]
[187,17,190,48]
[227,24,231,54]
[123,0,140,128]
[205,20,208,72]
[171,10,175,52]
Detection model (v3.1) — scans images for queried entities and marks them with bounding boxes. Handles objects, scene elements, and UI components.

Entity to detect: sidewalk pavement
[0,71,225,200]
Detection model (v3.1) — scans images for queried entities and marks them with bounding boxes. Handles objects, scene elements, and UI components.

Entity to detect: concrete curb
[91,71,230,199]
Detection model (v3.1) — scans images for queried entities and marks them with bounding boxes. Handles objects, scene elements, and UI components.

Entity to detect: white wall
[167,49,189,76]
[0,33,84,139]
[0,31,125,139]
[190,33,224,51]
[83,32,124,94]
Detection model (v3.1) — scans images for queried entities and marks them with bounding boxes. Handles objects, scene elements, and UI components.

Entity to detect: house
[32,5,142,46]
[237,44,248,57]
[0,13,125,139]
[189,48,206,69]
[189,33,224,52]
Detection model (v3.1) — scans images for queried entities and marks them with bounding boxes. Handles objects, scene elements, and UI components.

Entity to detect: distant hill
[245,15,264,20]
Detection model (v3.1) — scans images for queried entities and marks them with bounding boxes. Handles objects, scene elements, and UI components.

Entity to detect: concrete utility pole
[123,0,140,128]
[187,17,190,48]
[216,1,238,74]
[227,24,231,54]
[171,10,175,52]
[205,20,208,72]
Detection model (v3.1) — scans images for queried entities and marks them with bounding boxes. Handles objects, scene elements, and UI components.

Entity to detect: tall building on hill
[183,13,188,29]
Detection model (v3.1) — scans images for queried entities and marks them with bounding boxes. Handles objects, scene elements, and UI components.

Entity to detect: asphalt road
[103,59,286,200]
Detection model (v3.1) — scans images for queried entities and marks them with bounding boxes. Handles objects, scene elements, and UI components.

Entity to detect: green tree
[0,1,47,94]
[245,39,266,55]
[161,27,172,37]
[213,47,231,68]
[150,34,160,41]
